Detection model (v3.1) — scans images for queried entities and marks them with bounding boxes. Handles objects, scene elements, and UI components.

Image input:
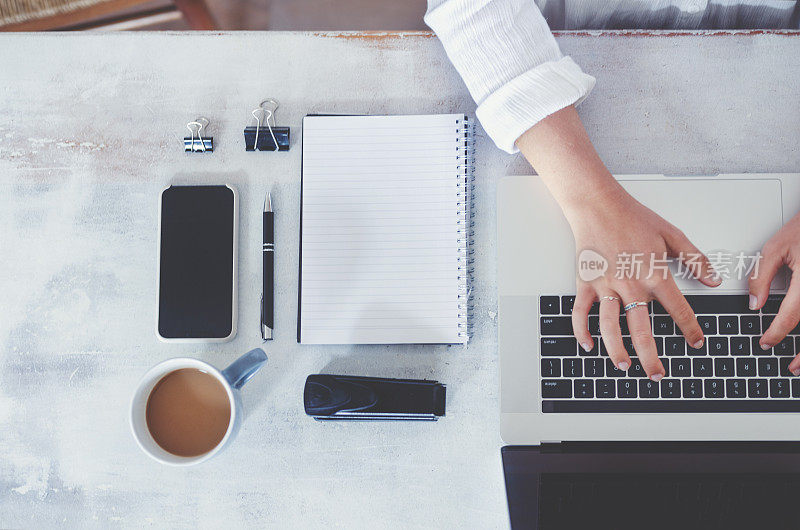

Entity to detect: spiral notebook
[298,114,474,344]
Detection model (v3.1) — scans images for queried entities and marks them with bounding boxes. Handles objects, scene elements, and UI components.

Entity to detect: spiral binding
[456,116,476,342]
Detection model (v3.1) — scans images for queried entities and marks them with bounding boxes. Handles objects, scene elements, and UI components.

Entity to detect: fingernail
[692,339,704,349]
[792,368,800,377]
[749,294,758,310]
[650,373,663,382]
[761,342,772,351]
[617,362,629,371]
[710,276,722,286]
[580,342,592,352]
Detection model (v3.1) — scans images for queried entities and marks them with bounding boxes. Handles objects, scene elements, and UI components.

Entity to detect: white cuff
[476,56,596,154]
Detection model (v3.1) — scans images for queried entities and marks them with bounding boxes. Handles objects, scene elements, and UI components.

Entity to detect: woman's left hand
[749,212,800,374]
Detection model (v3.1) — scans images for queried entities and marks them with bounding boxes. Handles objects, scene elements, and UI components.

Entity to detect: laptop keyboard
[539,294,800,412]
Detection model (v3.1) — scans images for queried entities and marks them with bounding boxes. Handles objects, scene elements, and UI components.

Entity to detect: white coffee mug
[130,348,267,466]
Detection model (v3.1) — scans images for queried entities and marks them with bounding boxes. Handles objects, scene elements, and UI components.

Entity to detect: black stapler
[304,374,446,421]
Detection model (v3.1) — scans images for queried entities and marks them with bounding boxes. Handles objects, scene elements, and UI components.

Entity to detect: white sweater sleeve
[425,0,596,153]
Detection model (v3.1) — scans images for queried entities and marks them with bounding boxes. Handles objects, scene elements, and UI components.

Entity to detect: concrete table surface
[1,30,799,528]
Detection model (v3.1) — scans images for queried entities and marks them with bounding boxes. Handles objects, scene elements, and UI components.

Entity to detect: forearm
[425,0,595,153]
[515,105,625,222]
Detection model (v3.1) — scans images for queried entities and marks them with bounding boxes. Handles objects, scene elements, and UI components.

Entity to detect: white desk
[1,30,799,528]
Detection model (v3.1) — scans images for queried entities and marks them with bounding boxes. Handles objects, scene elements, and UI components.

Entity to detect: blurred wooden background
[1,0,428,30]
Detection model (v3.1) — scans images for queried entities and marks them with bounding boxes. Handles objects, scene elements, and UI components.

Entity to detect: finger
[762,269,800,349]
[571,284,596,353]
[624,297,665,380]
[665,228,722,287]
[598,295,629,372]
[748,251,783,311]
[652,277,704,349]
[788,353,800,377]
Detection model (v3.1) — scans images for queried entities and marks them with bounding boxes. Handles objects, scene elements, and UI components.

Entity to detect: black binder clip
[184,117,213,152]
[304,374,446,421]
[245,99,290,151]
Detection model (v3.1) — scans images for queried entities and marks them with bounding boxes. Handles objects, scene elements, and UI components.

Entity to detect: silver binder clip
[184,117,213,152]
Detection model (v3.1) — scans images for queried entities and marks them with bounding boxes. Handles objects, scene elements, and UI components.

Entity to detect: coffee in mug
[130,349,267,465]
[146,368,231,457]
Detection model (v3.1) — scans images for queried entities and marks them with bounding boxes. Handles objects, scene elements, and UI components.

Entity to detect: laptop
[497,174,800,528]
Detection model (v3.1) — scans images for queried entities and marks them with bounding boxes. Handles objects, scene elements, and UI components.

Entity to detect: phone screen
[158,185,236,340]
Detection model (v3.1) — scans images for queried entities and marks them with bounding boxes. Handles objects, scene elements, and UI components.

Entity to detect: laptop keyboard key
[639,379,659,398]
[541,337,577,356]
[708,337,728,356]
[596,379,616,398]
[740,315,760,334]
[748,379,768,398]
[683,379,703,398]
[752,337,771,355]
[606,359,627,377]
[542,380,572,398]
[770,379,790,398]
[704,379,724,398]
[718,316,738,335]
[622,337,636,357]
[671,358,691,377]
[773,337,794,356]
[563,358,583,378]
[726,379,746,398]
[758,357,778,377]
[541,359,561,377]
[697,316,717,335]
[664,337,685,356]
[584,358,604,378]
[793,379,800,398]
[617,379,637,398]
[779,357,793,377]
[714,358,734,377]
[762,315,775,331]
[687,341,707,356]
[762,295,784,314]
[730,337,750,355]
[693,358,713,377]
[540,296,560,315]
[736,358,756,377]
[574,379,594,398]
[653,316,674,335]
[684,295,752,314]
[628,359,646,378]
[588,316,600,335]
[561,296,575,315]
[541,317,573,336]
[661,379,681,398]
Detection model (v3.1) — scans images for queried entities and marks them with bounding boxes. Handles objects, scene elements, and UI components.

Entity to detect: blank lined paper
[299,114,471,344]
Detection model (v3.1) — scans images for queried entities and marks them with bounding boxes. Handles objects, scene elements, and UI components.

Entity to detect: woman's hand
[749,212,800,374]
[565,184,720,380]
[516,105,719,380]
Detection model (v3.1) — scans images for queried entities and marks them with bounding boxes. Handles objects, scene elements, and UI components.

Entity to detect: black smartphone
[157,185,238,341]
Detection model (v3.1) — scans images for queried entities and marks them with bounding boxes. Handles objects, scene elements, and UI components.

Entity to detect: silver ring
[623,301,649,312]
[600,296,620,302]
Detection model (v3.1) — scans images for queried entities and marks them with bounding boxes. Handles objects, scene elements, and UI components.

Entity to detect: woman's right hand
[516,105,720,380]
[565,182,720,381]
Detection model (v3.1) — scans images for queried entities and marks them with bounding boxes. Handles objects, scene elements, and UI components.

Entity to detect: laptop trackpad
[621,178,785,291]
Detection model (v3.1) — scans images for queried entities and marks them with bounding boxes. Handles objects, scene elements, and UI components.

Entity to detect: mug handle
[221,348,268,390]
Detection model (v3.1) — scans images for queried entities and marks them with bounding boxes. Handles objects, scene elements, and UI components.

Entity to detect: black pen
[261,191,274,341]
